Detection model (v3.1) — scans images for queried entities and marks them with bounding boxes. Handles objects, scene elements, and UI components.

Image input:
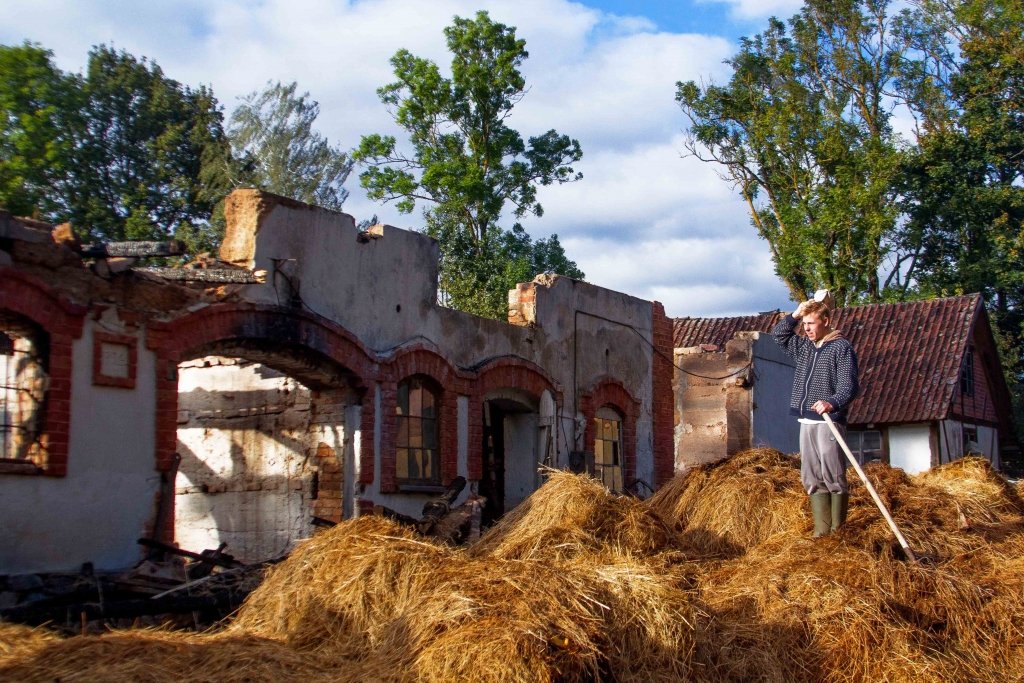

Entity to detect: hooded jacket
[771,314,859,424]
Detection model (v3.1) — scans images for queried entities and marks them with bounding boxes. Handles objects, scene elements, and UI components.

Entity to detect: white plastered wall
[175,359,319,563]
[0,320,157,574]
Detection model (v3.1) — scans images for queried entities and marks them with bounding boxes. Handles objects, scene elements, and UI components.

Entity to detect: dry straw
[2,450,1023,682]
[469,468,680,560]
[647,447,808,553]
[673,450,1024,682]
[0,627,355,682]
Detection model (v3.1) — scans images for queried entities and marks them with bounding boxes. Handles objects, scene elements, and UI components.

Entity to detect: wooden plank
[82,240,185,257]
[137,267,267,284]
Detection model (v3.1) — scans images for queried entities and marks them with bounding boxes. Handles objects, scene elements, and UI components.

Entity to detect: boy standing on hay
[772,293,859,537]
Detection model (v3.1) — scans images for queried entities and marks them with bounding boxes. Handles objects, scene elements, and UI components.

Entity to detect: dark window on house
[594,406,623,492]
[962,425,979,454]
[960,347,975,397]
[0,321,49,463]
[846,429,883,464]
[396,375,440,485]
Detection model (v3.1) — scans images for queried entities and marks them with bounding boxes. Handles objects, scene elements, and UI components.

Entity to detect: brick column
[651,301,676,487]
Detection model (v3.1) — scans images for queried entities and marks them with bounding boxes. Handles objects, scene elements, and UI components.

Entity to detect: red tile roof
[674,311,785,349]
[672,294,985,426]
[834,295,981,424]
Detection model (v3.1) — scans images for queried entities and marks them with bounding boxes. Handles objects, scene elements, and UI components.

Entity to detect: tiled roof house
[673,294,1016,473]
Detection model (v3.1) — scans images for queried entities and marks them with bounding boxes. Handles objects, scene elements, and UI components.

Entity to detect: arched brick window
[1,316,48,464]
[0,271,85,476]
[581,379,638,493]
[396,374,442,486]
[594,405,624,492]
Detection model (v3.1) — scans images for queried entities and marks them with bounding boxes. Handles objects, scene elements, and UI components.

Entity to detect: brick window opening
[396,375,440,486]
[594,406,624,492]
[0,320,49,465]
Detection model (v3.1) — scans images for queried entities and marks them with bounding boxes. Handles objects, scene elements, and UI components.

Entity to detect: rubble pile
[2,450,1023,682]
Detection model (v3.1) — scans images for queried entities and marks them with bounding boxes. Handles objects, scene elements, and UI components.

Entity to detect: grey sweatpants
[799,421,848,494]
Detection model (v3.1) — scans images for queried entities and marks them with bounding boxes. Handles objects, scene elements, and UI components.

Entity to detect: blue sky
[0,0,805,317]
[582,0,743,34]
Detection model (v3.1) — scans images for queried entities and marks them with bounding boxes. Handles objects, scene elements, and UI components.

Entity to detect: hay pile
[0,626,353,682]
[675,453,1024,682]
[647,447,807,554]
[2,451,1023,682]
[469,468,680,560]
[231,475,699,682]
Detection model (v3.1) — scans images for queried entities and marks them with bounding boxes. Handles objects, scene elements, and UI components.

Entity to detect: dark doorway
[479,401,506,526]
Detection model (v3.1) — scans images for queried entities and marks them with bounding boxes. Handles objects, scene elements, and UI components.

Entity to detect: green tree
[0,43,81,219]
[0,43,231,249]
[227,80,352,211]
[430,216,584,315]
[899,0,1023,316]
[897,0,1024,452]
[354,10,584,318]
[69,45,231,244]
[677,0,914,306]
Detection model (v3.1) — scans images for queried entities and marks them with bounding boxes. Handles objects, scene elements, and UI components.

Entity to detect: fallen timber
[80,240,185,258]
[0,542,269,634]
[359,476,486,544]
[136,266,267,284]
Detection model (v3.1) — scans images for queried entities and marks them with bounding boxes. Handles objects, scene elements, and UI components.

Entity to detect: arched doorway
[174,340,365,563]
[147,304,376,562]
[480,388,542,524]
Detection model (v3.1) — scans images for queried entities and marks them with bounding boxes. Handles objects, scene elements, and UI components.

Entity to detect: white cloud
[698,0,803,21]
[565,234,789,317]
[518,31,734,150]
[0,0,796,318]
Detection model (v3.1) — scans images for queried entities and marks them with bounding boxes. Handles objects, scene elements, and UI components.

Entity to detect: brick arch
[580,378,640,489]
[474,356,559,401]
[147,303,376,375]
[379,346,472,492]
[469,357,561,481]
[146,303,379,476]
[0,270,86,476]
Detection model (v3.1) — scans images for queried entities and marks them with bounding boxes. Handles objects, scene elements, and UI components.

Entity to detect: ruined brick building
[1,190,675,572]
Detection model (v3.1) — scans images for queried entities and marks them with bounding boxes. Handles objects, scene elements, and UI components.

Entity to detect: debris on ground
[0,541,271,636]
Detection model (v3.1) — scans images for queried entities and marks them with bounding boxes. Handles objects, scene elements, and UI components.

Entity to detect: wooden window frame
[395,375,442,488]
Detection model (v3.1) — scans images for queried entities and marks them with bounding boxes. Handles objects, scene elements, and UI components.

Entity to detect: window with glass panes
[396,376,440,485]
[960,347,975,397]
[1,322,48,462]
[846,430,882,464]
[594,407,623,492]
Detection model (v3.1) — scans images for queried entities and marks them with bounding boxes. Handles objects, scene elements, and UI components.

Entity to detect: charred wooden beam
[82,240,185,258]
[417,476,467,534]
[1,592,229,627]
[373,505,419,526]
[186,543,231,580]
[136,538,241,569]
[137,267,267,284]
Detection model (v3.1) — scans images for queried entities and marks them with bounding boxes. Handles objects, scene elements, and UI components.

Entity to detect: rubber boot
[810,493,832,537]
[830,492,849,532]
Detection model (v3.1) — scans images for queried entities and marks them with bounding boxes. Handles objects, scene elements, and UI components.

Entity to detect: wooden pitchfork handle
[822,412,918,562]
